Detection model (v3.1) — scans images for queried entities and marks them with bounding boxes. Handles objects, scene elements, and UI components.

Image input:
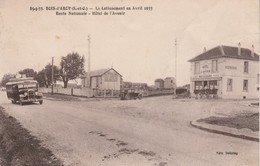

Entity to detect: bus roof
[6,78,37,86]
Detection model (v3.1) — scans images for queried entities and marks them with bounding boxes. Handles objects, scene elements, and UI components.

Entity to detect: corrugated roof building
[81,68,122,90]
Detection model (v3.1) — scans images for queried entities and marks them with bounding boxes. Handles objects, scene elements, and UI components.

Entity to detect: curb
[190,120,259,142]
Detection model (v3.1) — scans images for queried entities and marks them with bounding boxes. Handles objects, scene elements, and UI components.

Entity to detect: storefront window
[209,81,217,89]
[195,81,202,90]
[227,79,232,91]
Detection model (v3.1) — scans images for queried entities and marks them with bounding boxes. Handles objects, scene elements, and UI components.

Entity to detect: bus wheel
[39,101,43,105]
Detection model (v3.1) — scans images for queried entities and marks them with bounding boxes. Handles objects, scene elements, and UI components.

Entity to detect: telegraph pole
[175,39,177,83]
[87,35,91,88]
[51,57,54,95]
[259,0,260,55]
[174,39,177,96]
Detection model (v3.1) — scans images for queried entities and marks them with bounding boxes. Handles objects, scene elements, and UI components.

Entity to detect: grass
[198,113,259,132]
[0,106,62,166]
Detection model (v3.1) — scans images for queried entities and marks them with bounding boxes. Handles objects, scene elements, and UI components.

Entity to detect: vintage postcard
[0,0,259,165]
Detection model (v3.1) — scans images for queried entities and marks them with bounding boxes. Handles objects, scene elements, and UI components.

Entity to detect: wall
[164,78,176,89]
[101,70,121,90]
[221,58,259,99]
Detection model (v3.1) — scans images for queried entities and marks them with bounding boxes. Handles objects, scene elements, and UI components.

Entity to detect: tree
[1,73,16,87]
[35,70,46,87]
[35,64,60,88]
[60,52,85,88]
[19,68,37,78]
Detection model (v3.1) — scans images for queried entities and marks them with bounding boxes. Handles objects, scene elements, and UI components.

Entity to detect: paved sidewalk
[190,120,259,142]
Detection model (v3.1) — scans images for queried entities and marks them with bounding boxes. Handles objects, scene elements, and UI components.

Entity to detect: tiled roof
[188,45,259,62]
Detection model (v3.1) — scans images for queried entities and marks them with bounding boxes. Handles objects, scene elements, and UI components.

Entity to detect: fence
[39,88,174,98]
[39,87,118,98]
[148,89,174,96]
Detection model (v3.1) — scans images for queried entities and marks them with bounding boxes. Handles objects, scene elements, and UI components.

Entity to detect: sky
[0,0,259,86]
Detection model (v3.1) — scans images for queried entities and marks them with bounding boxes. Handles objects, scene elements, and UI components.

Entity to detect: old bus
[6,78,43,105]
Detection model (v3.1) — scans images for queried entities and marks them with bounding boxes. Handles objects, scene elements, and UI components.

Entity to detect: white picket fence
[39,88,174,98]
[39,88,118,98]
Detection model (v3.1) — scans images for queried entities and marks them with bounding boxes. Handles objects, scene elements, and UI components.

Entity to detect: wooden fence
[39,88,174,98]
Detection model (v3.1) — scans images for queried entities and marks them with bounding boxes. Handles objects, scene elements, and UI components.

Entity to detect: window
[212,60,218,72]
[243,80,248,91]
[194,62,200,74]
[195,81,202,90]
[244,61,249,73]
[209,80,217,89]
[227,79,232,91]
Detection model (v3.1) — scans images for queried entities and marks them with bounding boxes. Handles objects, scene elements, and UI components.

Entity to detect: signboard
[225,66,237,70]
[201,64,211,74]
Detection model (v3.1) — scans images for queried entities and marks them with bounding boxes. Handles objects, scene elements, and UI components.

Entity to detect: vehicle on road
[120,89,142,100]
[5,78,43,105]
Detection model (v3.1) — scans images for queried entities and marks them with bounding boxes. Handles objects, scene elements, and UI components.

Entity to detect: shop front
[191,77,222,98]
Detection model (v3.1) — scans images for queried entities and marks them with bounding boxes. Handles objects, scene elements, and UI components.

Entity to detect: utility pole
[51,57,54,95]
[174,39,177,96]
[175,39,177,83]
[87,35,91,88]
[259,0,260,55]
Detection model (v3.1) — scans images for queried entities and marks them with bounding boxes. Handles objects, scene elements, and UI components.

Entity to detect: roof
[82,68,122,77]
[188,45,260,62]
[6,79,37,86]
[155,79,164,82]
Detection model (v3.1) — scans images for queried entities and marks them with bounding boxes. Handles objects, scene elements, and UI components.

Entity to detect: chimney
[238,42,241,56]
[203,47,206,53]
[251,45,254,57]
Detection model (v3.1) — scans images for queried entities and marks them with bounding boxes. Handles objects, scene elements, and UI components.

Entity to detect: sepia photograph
[0,0,259,165]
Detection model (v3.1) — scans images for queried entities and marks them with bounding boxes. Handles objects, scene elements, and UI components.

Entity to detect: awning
[191,77,222,81]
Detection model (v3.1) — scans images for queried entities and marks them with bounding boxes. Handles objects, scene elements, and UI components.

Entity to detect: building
[81,68,122,90]
[154,79,164,90]
[188,44,259,99]
[164,77,176,89]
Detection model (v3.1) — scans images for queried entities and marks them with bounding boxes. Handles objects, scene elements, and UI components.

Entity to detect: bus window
[12,85,18,90]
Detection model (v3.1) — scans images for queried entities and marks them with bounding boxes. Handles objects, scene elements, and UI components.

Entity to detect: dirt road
[0,92,258,166]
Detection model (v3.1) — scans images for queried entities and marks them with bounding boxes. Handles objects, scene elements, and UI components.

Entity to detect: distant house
[81,68,122,90]
[188,44,259,99]
[154,79,164,90]
[164,77,176,89]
